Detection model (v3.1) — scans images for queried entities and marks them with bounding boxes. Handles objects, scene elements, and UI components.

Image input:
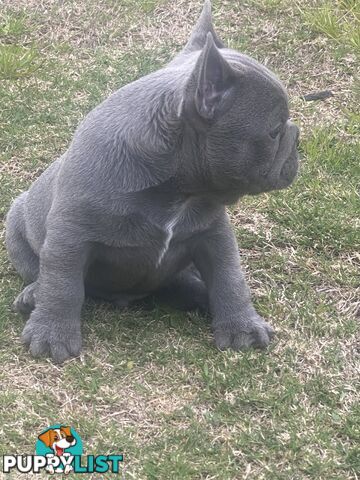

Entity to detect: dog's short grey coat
[6,1,299,363]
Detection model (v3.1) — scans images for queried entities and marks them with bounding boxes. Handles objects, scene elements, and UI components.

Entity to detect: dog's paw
[214,313,275,351]
[12,283,37,315]
[21,311,82,363]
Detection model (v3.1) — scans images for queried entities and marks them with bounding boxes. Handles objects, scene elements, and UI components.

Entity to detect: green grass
[0,12,41,79]
[0,12,28,39]
[0,1,359,479]
[0,44,41,79]
[299,0,360,53]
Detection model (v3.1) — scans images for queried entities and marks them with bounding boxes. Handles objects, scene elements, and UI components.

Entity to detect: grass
[0,13,41,79]
[0,44,41,79]
[298,0,360,53]
[0,0,359,479]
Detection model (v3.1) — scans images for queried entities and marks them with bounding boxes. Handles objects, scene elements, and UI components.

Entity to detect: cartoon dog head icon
[38,426,76,456]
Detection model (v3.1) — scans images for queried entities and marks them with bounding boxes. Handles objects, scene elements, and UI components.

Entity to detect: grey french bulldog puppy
[5,1,299,363]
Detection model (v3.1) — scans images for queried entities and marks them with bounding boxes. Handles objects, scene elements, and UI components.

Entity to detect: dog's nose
[66,435,75,443]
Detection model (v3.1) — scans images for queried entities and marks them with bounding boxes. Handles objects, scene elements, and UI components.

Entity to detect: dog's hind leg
[12,282,37,315]
[6,194,39,313]
[6,193,40,314]
[5,192,39,284]
[155,265,209,313]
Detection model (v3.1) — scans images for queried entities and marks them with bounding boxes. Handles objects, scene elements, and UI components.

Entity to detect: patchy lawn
[0,0,359,478]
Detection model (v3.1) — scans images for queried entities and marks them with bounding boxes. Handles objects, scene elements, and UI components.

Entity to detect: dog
[5,1,299,363]
[38,426,76,474]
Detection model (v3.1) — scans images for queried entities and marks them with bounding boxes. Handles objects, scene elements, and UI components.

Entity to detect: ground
[0,0,359,479]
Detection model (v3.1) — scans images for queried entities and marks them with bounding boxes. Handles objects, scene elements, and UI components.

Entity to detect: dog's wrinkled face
[178,8,299,200]
[204,51,299,196]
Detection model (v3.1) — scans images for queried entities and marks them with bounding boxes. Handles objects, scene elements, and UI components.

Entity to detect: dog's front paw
[214,313,275,351]
[21,310,82,363]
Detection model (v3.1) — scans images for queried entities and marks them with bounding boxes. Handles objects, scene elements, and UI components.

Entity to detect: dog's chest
[155,203,188,267]
[88,197,222,293]
[96,197,216,268]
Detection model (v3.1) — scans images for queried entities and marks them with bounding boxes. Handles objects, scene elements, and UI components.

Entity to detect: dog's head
[174,1,299,199]
[38,426,76,455]
[90,1,298,200]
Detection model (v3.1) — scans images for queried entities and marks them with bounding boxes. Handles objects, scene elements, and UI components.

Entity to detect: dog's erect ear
[184,1,224,53]
[38,430,53,447]
[192,33,237,121]
[60,426,72,437]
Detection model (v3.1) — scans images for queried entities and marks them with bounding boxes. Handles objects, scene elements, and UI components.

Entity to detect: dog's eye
[269,124,282,139]
[54,436,59,441]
